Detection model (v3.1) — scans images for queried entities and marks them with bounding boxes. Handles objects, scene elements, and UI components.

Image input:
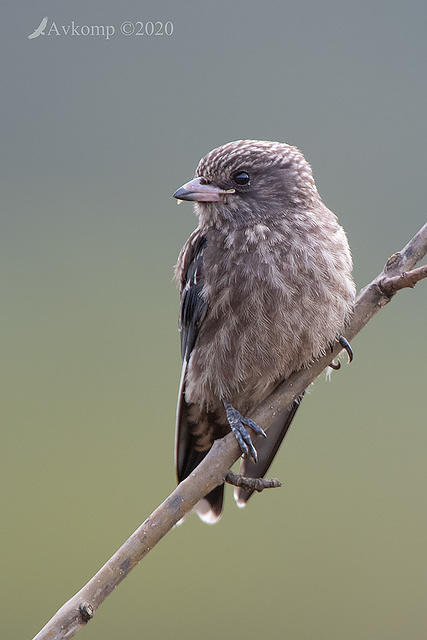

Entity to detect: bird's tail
[234,395,303,506]
[194,483,225,524]
[178,445,225,524]
[175,371,225,524]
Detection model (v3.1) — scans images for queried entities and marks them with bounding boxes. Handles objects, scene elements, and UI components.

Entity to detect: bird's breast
[184,222,354,411]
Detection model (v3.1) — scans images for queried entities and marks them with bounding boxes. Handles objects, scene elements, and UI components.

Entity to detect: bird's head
[173,140,320,227]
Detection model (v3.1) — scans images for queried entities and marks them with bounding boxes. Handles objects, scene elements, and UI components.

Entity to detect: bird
[172,140,355,523]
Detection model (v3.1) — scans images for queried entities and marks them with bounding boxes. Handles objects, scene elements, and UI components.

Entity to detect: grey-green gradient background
[1,1,426,638]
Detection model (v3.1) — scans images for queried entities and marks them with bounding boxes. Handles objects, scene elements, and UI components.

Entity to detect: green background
[1,1,426,638]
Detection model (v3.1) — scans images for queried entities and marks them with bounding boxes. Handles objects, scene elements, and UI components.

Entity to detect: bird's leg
[224,402,267,463]
[338,335,353,363]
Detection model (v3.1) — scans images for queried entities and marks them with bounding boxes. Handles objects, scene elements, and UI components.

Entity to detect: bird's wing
[179,233,208,361]
[175,231,224,523]
[174,231,208,479]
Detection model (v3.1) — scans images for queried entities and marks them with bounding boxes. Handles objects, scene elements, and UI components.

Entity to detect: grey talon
[338,335,353,363]
[224,402,266,462]
[242,417,267,438]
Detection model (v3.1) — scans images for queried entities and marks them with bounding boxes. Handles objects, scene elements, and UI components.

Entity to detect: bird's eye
[232,170,250,186]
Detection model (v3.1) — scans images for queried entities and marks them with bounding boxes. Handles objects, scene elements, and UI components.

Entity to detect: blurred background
[1,1,426,638]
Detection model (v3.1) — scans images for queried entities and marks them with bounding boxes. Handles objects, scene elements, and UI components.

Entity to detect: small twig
[32,222,427,640]
[379,264,427,296]
[225,470,282,492]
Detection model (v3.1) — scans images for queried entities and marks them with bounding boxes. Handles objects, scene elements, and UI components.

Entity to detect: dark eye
[232,170,250,186]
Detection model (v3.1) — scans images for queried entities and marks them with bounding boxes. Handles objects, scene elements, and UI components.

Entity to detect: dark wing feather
[179,234,207,361]
[175,233,208,481]
[175,233,224,522]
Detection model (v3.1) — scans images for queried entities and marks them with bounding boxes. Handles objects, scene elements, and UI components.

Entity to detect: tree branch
[225,470,282,492]
[379,264,427,295]
[32,223,427,640]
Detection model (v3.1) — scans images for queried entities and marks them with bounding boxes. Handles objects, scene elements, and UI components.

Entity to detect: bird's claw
[224,403,267,463]
[329,359,341,370]
[329,335,353,370]
[338,335,353,363]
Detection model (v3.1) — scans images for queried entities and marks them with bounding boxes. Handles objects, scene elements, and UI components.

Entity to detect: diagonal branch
[32,223,427,640]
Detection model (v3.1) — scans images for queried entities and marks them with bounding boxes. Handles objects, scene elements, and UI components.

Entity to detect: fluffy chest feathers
[176,214,354,411]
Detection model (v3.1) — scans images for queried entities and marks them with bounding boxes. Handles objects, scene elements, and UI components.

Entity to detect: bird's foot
[224,403,267,463]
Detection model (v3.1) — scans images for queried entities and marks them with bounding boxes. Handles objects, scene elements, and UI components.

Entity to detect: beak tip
[172,187,184,200]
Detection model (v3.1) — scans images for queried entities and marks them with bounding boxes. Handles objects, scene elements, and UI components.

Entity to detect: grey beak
[173,177,233,203]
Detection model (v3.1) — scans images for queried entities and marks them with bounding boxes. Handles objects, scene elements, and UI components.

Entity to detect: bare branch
[32,223,427,640]
[225,470,282,492]
[379,264,427,295]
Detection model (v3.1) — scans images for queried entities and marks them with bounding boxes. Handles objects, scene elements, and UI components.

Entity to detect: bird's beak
[173,177,234,203]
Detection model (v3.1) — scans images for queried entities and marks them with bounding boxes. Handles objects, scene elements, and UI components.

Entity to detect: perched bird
[173,140,355,523]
